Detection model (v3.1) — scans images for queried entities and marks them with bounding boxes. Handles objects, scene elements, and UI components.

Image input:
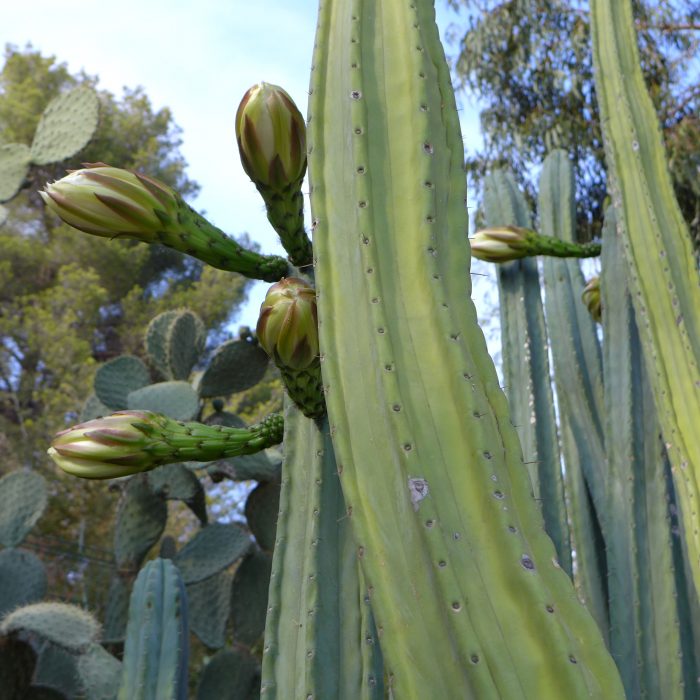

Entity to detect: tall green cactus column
[309,0,623,697]
[591,0,700,595]
[261,402,383,698]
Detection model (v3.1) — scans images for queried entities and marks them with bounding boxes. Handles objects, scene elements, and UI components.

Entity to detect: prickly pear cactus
[0,85,99,217]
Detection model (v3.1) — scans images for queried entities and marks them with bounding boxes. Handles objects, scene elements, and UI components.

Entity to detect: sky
[2,0,491,334]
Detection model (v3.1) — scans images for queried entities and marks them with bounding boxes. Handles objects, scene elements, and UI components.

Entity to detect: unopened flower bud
[48,410,284,480]
[40,164,289,281]
[40,164,177,240]
[582,276,602,323]
[470,226,531,263]
[257,277,319,370]
[235,83,307,192]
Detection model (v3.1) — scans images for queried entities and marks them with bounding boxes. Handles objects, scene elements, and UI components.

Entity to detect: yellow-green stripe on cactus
[41,164,289,281]
[48,410,284,479]
[309,0,622,696]
[236,83,313,268]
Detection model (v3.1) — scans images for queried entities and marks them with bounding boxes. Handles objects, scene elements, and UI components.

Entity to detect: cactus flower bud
[471,226,602,263]
[257,277,319,370]
[40,164,289,282]
[470,226,531,263]
[582,276,602,323]
[235,83,306,192]
[48,410,284,480]
[40,164,178,240]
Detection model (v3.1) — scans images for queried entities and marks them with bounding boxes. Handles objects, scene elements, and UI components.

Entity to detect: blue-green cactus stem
[482,170,572,576]
[309,0,623,696]
[261,401,383,698]
[591,0,700,594]
[601,207,686,699]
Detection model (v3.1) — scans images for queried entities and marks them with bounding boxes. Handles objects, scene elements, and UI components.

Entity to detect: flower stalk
[48,410,284,479]
[41,164,289,282]
[471,225,601,263]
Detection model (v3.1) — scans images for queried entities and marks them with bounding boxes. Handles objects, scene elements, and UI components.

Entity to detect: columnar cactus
[308,1,622,695]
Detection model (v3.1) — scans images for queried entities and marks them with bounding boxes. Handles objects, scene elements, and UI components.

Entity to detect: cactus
[0,470,48,548]
[196,648,259,700]
[186,569,232,649]
[591,0,700,597]
[0,548,48,619]
[482,170,572,575]
[118,558,189,700]
[172,522,251,585]
[94,355,151,411]
[0,602,101,653]
[36,0,700,695]
[261,402,384,698]
[0,86,99,214]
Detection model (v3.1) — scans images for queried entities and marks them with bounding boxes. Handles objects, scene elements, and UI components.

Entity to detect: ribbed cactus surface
[591,0,700,596]
[309,0,623,696]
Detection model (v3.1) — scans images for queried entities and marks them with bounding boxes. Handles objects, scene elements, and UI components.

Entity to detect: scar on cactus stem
[40,163,288,282]
[257,277,325,419]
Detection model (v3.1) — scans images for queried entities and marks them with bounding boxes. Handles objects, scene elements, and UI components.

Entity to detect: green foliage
[449,0,700,242]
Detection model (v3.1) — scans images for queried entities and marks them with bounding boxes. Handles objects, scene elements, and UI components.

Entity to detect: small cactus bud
[48,410,284,480]
[582,276,602,323]
[470,226,531,263]
[235,83,307,192]
[257,277,319,370]
[40,163,178,239]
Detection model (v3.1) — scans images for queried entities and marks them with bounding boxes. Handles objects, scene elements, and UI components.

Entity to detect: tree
[0,46,254,545]
[446,0,700,242]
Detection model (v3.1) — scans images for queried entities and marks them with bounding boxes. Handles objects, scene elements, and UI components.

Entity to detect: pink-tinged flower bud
[470,226,531,263]
[582,276,602,323]
[235,83,307,192]
[48,410,284,480]
[40,164,178,239]
[48,411,158,479]
[257,277,319,371]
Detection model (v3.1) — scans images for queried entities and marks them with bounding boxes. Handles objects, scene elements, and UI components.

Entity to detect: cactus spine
[309,0,622,696]
[591,0,700,595]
